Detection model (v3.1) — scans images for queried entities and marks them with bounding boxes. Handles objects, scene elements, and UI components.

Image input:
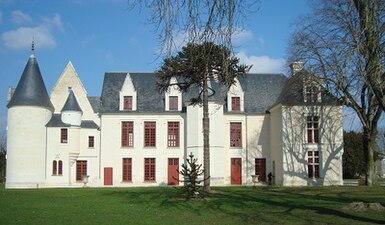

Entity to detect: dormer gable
[119,73,137,111]
[227,77,244,112]
[303,74,322,103]
[165,77,182,111]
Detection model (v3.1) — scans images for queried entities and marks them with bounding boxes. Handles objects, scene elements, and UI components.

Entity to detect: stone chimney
[290,61,304,76]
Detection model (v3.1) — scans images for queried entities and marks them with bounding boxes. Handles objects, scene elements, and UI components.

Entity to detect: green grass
[0,185,384,225]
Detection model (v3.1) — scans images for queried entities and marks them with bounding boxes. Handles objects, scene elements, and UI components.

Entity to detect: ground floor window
[76,160,87,181]
[255,158,266,182]
[144,158,156,181]
[52,160,63,175]
[122,158,132,182]
[308,151,319,178]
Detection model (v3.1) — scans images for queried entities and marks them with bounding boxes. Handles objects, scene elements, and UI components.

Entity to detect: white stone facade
[5,58,344,188]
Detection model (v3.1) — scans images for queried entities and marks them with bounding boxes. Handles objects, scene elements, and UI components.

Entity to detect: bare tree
[128,0,259,55]
[0,134,6,183]
[288,0,384,185]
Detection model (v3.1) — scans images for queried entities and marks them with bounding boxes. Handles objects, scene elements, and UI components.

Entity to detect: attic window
[304,85,321,103]
[123,96,133,111]
[231,97,240,111]
[169,96,178,111]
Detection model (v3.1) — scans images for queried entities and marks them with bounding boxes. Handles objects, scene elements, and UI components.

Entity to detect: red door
[168,158,179,185]
[231,158,242,185]
[104,167,113,185]
[255,158,266,182]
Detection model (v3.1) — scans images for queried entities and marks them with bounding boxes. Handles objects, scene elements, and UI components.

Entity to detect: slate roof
[88,96,101,113]
[100,72,288,114]
[7,55,54,111]
[46,114,99,129]
[61,90,82,112]
[275,70,340,106]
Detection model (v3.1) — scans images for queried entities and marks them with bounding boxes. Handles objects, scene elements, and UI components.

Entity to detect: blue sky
[0,0,363,135]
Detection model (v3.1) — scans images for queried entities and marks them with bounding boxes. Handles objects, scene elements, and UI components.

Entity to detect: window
[307,116,319,143]
[308,151,320,178]
[305,85,320,103]
[52,160,63,176]
[230,122,242,147]
[88,136,94,148]
[255,158,266,182]
[167,122,179,147]
[121,121,134,147]
[169,96,178,111]
[61,128,68,143]
[76,160,87,181]
[123,96,133,111]
[144,158,156,181]
[231,97,240,111]
[122,158,132,182]
[144,122,156,147]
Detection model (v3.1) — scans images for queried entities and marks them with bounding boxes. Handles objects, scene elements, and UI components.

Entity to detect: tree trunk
[202,76,211,192]
[363,127,376,186]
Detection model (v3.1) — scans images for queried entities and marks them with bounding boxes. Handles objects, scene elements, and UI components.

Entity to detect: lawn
[0,185,384,225]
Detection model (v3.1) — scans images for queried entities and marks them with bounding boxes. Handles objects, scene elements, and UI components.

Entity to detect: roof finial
[31,37,35,56]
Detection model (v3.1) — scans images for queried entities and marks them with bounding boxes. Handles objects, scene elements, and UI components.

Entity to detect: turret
[6,51,54,188]
[61,90,83,126]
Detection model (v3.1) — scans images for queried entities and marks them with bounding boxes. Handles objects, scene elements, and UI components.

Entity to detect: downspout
[245,113,249,184]
[44,126,48,181]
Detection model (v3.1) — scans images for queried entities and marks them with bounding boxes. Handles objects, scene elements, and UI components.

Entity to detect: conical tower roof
[61,90,82,112]
[7,54,54,111]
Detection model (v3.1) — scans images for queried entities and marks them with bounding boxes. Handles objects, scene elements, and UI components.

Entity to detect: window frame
[308,151,320,178]
[123,96,133,111]
[231,97,241,111]
[76,160,87,181]
[169,96,178,111]
[88,136,95,148]
[144,158,156,181]
[230,122,242,147]
[121,121,134,147]
[167,122,180,147]
[122,158,132,182]
[60,128,68,143]
[306,116,319,144]
[144,122,156,147]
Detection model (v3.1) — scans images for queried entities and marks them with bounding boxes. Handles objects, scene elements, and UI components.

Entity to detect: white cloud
[11,10,32,24]
[232,29,253,45]
[236,51,285,74]
[1,14,63,50]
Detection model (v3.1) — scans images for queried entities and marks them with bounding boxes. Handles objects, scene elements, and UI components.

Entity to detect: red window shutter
[58,160,63,175]
[167,122,179,147]
[122,158,132,181]
[124,96,133,111]
[61,128,68,143]
[231,97,240,111]
[169,96,178,111]
[52,160,57,175]
[121,122,134,147]
[230,122,242,147]
[144,122,156,147]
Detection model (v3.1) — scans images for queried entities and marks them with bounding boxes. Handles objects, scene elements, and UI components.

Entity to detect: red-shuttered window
[167,122,179,147]
[61,128,68,143]
[307,116,319,143]
[169,96,178,111]
[144,122,156,147]
[76,160,87,181]
[88,136,94,148]
[230,122,242,147]
[53,160,63,176]
[124,96,133,111]
[122,158,132,182]
[121,121,134,147]
[231,97,240,111]
[308,151,320,178]
[144,158,156,181]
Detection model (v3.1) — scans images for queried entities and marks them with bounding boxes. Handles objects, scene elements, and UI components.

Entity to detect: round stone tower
[6,53,54,188]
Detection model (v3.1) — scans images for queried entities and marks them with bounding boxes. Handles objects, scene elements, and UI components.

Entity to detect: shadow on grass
[102,186,385,224]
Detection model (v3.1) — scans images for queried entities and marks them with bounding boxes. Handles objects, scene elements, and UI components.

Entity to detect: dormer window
[169,96,178,111]
[123,96,133,111]
[231,97,240,111]
[305,85,321,103]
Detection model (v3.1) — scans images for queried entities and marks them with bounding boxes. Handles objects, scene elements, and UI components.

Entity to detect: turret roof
[7,54,54,111]
[61,90,82,112]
